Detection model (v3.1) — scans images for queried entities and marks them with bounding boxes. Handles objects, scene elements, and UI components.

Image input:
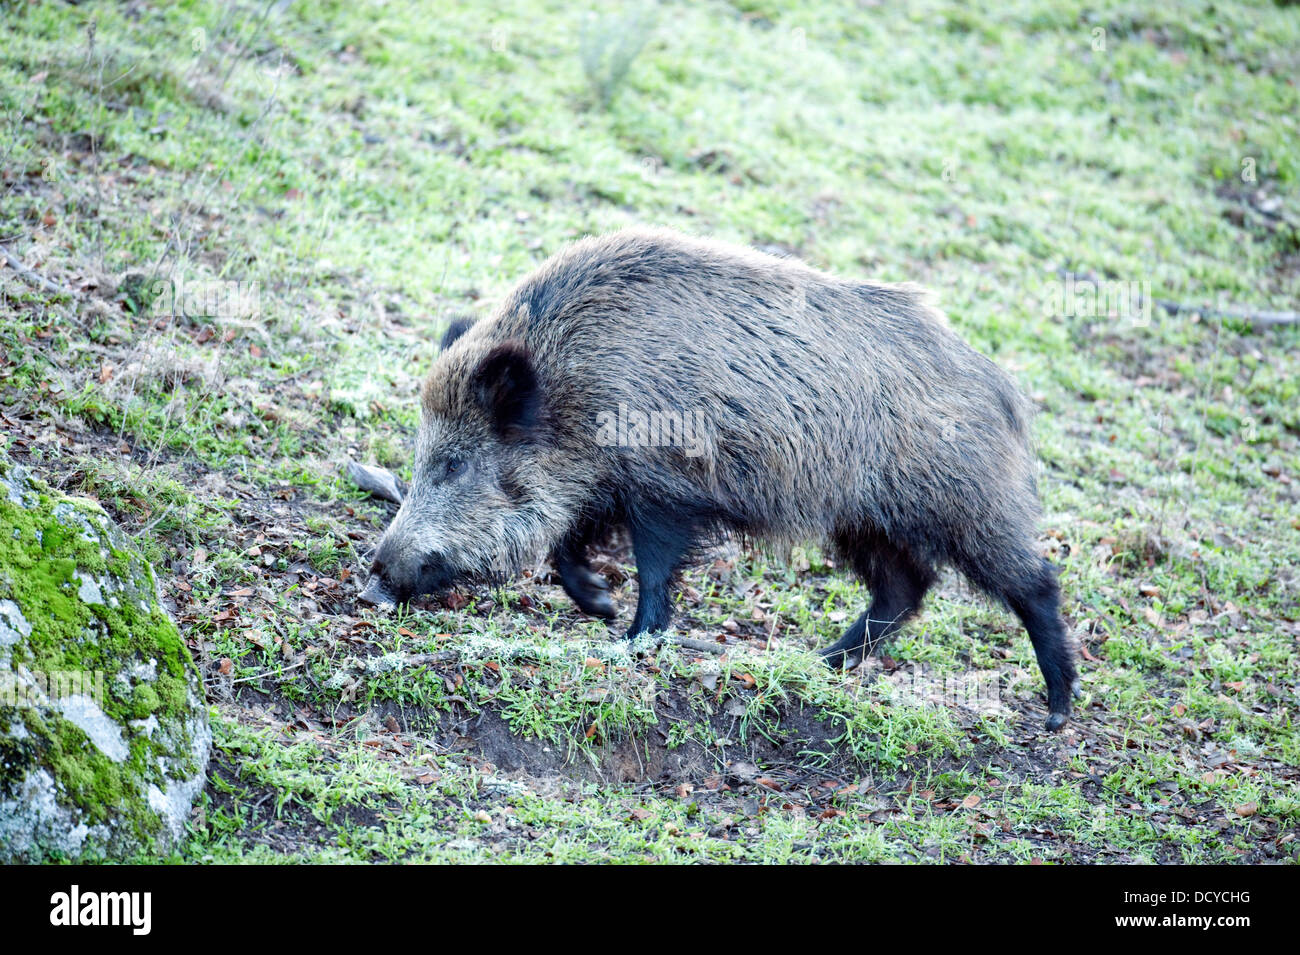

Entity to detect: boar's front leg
[552,524,617,619]
[626,517,696,638]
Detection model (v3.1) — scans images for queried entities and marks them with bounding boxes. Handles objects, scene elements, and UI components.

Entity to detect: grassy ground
[1,0,1297,863]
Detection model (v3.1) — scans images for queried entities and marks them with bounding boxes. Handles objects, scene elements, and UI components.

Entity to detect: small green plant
[578,3,656,107]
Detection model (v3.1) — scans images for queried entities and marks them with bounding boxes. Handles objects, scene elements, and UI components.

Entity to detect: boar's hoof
[357,576,397,610]
[559,564,618,619]
[582,591,617,619]
[1071,678,1084,699]
[1044,711,1070,732]
[818,645,865,670]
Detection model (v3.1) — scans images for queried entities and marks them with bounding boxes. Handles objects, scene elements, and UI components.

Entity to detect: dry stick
[229,649,459,687]
[1155,299,1300,328]
[400,651,460,666]
[229,658,309,685]
[1,245,79,300]
[666,636,729,656]
[346,460,406,504]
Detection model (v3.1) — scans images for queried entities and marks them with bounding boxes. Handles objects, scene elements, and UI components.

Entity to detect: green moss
[153,673,189,715]
[129,684,160,719]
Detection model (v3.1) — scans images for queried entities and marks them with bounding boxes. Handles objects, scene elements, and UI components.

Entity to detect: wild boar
[359,228,1078,728]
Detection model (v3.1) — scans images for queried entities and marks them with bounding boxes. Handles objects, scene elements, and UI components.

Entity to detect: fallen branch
[399,651,460,666]
[1055,267,1299,329]
[0,245,79,300]
[664,636,729,656]
[346,460,406,504]
[1155,299,1300,328]
[229,658,309,685]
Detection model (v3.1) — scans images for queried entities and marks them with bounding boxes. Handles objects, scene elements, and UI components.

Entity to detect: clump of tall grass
[578,3,656,107]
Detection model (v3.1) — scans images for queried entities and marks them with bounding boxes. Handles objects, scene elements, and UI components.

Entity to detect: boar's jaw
[414,551,457,596]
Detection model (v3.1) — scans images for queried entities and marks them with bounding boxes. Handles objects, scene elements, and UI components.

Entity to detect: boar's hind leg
[552,525,617,619]
[626,517,697,638]
[995,558,1078,731]
[821,533,935,670]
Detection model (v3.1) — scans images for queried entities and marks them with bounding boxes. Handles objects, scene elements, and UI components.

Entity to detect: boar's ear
[470,341,541,441]
[440,315,476,351]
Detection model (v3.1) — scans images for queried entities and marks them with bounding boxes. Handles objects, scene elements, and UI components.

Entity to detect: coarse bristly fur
[361,227,1080,729]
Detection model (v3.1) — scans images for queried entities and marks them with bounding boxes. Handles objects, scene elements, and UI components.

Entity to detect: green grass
[2,0,1297,863]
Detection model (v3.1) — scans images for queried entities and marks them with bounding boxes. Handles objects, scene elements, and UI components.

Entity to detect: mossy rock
[0,462,210,862]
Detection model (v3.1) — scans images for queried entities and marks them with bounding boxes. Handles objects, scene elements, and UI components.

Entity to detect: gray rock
[0,463,210,862]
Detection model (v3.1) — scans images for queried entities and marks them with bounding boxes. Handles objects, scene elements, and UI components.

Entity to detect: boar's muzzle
[357,551,455,610]
[356,575,397,609]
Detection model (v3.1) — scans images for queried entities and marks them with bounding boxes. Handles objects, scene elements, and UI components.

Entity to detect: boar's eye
[443,458,466,480]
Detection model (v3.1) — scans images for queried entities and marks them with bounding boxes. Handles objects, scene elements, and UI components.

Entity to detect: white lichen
[0,598,32,666]
[52,693,131,763]
[0,769,109,861]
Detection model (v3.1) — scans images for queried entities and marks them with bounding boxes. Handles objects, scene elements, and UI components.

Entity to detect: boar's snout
[357,550,455,610]
[356,574,397,609]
